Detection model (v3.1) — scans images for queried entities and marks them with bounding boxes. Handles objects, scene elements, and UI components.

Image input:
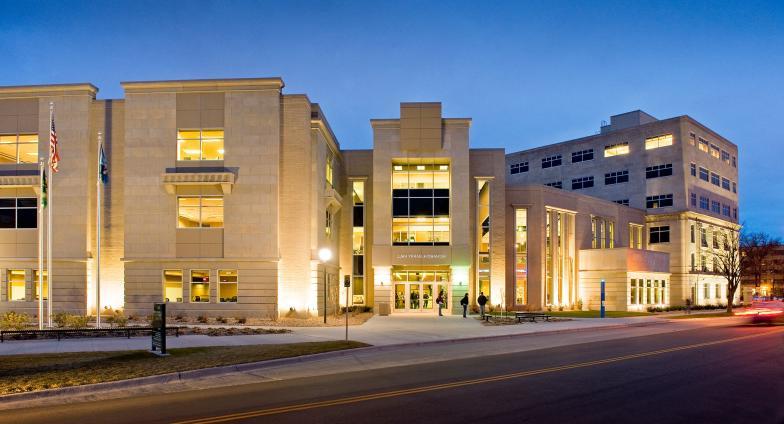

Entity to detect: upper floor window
[0,134,38,164]
[325,209,333,238]
[689,132,696,146]
[571,176,594,190]
[326,150,334,188]
[710,172,720,186]
[571,149,594,163]
[710,144,721,159]
[614,199,630,206]
[711,200,721,214]
[722,204,731,217]
[646,164,673,179]
[645,134,673,150]
[690,163,696,177]
[646,194,673,209]
[732,182,737,193]
[649,226,670,244]
[699,167,709,182]
[690,192,697,206]
[721,150,731,164]
[604,142,629,157]
[392,162,450,246]
[604,170,629,185]
[541,154,562,169]
[510,161,529,174]
[732,156,736,167]
[545,181,563,189]
[177,129,224,161]
[177,196,224,228]
[699,196,709,210]
[698,137,709,153]
[721,177,730,191]
[0,198,37,229]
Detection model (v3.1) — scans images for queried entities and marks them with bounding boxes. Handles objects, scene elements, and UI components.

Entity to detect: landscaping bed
[0,341,368,395]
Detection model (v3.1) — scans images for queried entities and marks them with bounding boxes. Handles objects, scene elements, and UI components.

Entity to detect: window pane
[409,198,433,216]
[16,141,37,163]
[201,130,224,160]
[0,199,14,208]
[177,197,200,228]
[163,270,183,303]
[201,197,224,228]
[17,198,36,208]
[17,208,36,228]
[219,270,238,303]
[190,270,210,302]
[0,209,15,228]
[0,142,16,164]
[8,269,25,301]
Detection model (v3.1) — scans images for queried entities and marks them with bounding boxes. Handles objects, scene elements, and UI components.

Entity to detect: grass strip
[0,340,368,395]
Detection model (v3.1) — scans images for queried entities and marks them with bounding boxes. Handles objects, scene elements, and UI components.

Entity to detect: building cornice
[0,83,98,99]
[121,78,284,93]
[370,118,472,128]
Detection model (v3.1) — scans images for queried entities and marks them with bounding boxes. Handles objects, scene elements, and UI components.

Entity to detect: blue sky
[1,0,782,235]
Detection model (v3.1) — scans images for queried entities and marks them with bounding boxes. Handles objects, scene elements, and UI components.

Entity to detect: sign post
[600,279,606,319]
[344,275,351,342]
[151,303,168,356]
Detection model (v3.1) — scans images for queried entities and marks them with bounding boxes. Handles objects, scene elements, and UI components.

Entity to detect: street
[3,324,783,424]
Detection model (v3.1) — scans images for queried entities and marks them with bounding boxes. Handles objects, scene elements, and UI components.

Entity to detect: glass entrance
[391,269,449,313]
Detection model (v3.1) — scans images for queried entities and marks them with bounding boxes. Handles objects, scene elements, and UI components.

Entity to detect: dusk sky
[1,0,782,235]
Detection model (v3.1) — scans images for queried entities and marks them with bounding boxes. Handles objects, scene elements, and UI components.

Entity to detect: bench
[0,326,182,342]
[515,312,552,323]
[482,314,493,322]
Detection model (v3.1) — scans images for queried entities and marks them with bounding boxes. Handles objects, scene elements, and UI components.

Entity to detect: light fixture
[318,247,332,262]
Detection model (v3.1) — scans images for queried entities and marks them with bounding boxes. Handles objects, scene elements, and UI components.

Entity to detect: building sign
[151,303,167,355]
[395,253,448,260]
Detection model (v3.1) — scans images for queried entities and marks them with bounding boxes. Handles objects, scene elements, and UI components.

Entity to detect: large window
[190,270,210,303]
[604,142,629,157]
[477,180,491,302]
[510,161,528,174]
[649,226,670,244]
[592,216,614,249]
[571,149,594,163]
[645,134,673,150]
[629,224,643,249]
[646,194,673,209]
[392,163,450,246]
[698,137,709,153]
[604,170,628,185]
[163,270,183,303]
[710,172,720,186]
[710,144,721,159]
[699,167,709,182]
[218,270,238,303]
[352,181,365,304]
[34,270,48,300]
[0,133,38,164]
[7,269,25,301]
[541,155,562,168]
[545,181,562,189]
[177,196,224,228]
[515,209,528,305]
[571,176,594,190]
[646,164,673,179]
[177,129,224,161]
[0,198,37,229]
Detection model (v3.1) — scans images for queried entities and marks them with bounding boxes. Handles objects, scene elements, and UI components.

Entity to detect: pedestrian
[460,293,469,318]
[436,291,444,316]
[477,292,488,318]
[685,298,692,315]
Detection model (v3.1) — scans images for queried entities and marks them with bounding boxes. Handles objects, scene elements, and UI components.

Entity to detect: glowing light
[318,247,332,262]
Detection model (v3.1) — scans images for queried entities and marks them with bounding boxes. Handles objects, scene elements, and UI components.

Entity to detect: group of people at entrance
[456,292,488,318]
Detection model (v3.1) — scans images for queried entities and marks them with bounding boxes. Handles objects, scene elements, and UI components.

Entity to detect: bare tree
[743,231,782,297]
[712,229,747,313]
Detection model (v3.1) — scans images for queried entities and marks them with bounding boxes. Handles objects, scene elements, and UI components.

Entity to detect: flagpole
[96,131,102,328]
[47,102,53,328]
[38,160,44,330]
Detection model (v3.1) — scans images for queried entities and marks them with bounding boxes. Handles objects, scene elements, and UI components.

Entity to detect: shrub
[53,312,69,328]
[236,317,247,324]
[577,299,584,311]
[216,316,227,324]
[105,310,128,327]
[65,314,90,328]
[0,311,30,330]
[197,315,208,324]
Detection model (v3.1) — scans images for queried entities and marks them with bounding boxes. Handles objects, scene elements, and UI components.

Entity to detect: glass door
[395,284,406,310]
[410,284,421,310]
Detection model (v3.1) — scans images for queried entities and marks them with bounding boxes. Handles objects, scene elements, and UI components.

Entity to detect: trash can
[378,302,390,316]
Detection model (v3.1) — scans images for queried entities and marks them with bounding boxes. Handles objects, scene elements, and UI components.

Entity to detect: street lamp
[318,248,332,324]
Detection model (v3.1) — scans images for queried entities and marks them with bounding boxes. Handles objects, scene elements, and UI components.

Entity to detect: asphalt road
[4,324,783,424]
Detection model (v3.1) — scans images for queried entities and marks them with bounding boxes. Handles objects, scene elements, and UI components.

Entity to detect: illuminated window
[515,208,527,305]
[604,142,629,157]
[325,209,333,238]
[630,279,638,305]
[710,144,721,159]
[7,269,25,301]
[0,198,37,229]
[698,137,709,153]
[0,133,38,164]
[163,270,183,303]
[629,224,643,249]
[177,129,224,161]
[190,270,210,303]
[34,270,48,300]
[177,196,223,228]
[326,150,334,188]
[352,181,365,304]
[392,162,450,246]
[689,132,696,146]
[218,270,238,303]
[645,134,673,150]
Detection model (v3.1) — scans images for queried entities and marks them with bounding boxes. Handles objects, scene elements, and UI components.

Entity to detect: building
[742,245,784,300]
[0,79,741,319]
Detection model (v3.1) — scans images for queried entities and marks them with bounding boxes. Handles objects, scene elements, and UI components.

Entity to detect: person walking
[477,292,488,318]
[436,291,444,316]
[460,293,469,318]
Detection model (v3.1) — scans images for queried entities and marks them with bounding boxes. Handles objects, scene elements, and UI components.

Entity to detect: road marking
[174,328,784,424]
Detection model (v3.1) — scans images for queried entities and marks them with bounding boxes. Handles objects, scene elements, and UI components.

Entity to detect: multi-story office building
[0,79,741,319]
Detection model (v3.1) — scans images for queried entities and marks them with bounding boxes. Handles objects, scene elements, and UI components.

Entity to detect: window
[711,200,721,214]
[732,156,736,167]
[190,270,210,303]
[177,129,224,161]
[572,176,594,190]
[710,172,720,186]
[733,208,738,219]
[34,270,48,300]
[629,224,643,249]
[710,144,721,159]
[614,199,630,206]
[690,192,697,207]
[689,132,696,146]
[721,177,730,190]
[721,150,731,164]
[515,209,528,305]
[541,154,562,168]
[649,226,670,244]
[163,270,183,303]
[7,269,25,301]
[325,209,333,238]
[722,204,731,217]
[218,270,238,303]
[571,149,594,163]
[510,161,529,174]
[392,163,450,246]
[591,216,614,249]
[0,133,38,164]
[732,182,737,193]
[604,142,629,157]
[0,198,37,229]
[698,137,709,152]
[325,150,334,189]
[646,164,673,179]
[352,181,365,304]
[630,279,638,305]
[690,224,695,243]
[645,134,673,150]
[704,284,710,299]
[646,194,673,208]
[701,227,708,247]
[699,167,709,182]
[604,170,629,185]
[177,196,223,228]
[700,196,709,210]
[690,163,696,177]
[545,181,562,189]
[715,284,721,299]
[712,230,720,249]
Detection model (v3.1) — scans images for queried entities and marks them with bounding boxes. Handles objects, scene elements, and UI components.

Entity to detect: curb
[0,319,666,405]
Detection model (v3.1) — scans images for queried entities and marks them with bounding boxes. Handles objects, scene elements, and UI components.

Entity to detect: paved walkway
[0,314,734,356]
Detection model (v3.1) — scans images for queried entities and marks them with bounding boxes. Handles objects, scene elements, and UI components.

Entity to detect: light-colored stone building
[0,79,742,320]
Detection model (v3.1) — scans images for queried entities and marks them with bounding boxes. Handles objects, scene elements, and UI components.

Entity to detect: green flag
[41,170,47,209]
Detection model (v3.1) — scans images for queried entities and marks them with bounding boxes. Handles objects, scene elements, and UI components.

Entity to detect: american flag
[49,114,60,173]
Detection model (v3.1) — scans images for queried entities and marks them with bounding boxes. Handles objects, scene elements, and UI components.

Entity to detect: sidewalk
[0,314,676,356]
